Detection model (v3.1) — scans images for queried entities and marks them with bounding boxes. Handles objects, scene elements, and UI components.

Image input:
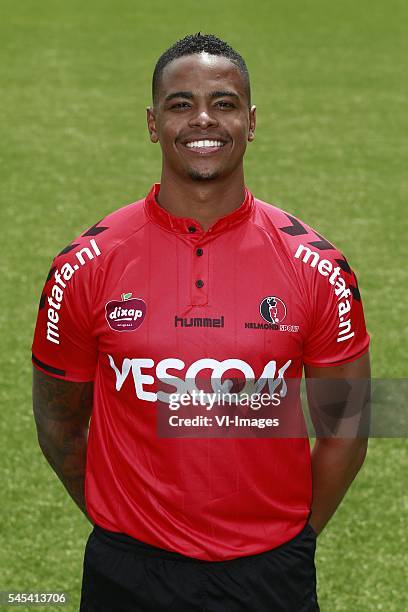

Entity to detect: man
[32,33,370,611]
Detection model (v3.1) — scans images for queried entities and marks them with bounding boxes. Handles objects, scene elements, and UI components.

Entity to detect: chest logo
[105,293,146,332]
[260,296,287,324]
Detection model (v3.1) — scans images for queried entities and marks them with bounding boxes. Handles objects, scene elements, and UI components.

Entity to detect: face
[147,53,256,182]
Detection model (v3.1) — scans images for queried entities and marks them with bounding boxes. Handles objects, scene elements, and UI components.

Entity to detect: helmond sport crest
[260,296,287,324]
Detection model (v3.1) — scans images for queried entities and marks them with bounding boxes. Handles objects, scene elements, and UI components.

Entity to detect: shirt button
[188,226,197,233]
[196,280,204,288]
[196,248,203,256]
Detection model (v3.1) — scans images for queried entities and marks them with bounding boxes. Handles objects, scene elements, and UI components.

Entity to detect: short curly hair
[152,33,251,106]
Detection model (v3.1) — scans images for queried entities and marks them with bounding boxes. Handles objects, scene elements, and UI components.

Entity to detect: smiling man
[148,41,255,228]
[32,34,370,611]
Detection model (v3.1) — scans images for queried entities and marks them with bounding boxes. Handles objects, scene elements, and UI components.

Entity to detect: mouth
[181,139,228,155]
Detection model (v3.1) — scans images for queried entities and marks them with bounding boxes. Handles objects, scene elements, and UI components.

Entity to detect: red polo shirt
[32,184,369,560]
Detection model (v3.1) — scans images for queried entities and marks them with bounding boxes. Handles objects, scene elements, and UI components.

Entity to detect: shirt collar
[144,183,254,236]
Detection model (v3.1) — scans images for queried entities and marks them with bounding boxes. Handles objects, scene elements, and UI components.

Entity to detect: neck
[157,166,246,231]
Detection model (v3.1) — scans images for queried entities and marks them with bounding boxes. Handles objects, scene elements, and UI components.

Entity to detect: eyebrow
[164,90,240,102]
[164,91,193,102]
[210,90,239,100]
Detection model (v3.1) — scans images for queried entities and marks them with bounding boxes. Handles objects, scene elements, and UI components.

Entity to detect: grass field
[1,0,407,610]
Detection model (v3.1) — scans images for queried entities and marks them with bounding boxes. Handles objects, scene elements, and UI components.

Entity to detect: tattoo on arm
[32,368,94,520]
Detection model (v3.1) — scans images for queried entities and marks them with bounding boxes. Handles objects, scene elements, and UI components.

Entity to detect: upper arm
[304,350,371,379]
[304,351,371,438]
[32,367,94,441]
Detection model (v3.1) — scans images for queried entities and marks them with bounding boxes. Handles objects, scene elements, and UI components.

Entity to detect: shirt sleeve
[31,240,99,382]
[302,256,370,367]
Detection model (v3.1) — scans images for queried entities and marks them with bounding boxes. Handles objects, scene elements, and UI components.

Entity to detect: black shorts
[80,523,319,612]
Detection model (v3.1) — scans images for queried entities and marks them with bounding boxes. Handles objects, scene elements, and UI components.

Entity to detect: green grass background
[1,0,407,609]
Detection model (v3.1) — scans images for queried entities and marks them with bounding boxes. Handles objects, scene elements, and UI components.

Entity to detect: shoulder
[253,196,337,253]
[49,196,148,276]
[252,196,356,284]
[252,196,362,308]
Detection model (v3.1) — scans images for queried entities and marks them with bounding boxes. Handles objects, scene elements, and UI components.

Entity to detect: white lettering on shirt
[294,244,355,343]
[108,356,292,405]
[46,239,101,344]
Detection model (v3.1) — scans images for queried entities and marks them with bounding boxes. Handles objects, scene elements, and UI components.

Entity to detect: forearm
[309,438,368,534]
[37,425,92,523]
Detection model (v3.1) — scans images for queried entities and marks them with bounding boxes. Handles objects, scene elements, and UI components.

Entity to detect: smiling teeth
[186,140,224,148]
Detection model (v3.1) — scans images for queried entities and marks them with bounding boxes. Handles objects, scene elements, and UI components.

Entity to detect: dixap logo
[105,293,146,332]
[108,355,292,404]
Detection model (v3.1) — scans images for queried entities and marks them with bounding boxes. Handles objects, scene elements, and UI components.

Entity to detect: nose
[188,106,218,129]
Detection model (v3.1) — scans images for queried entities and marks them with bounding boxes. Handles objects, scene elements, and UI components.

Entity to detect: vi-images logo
[105,293,147,332]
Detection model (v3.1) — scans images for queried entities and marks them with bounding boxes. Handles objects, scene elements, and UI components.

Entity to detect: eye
[170,102,191,110]
[216,101,234,108]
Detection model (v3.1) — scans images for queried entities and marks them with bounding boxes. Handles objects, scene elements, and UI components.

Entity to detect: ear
[248,105,256,142]
[146,106,159,143]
